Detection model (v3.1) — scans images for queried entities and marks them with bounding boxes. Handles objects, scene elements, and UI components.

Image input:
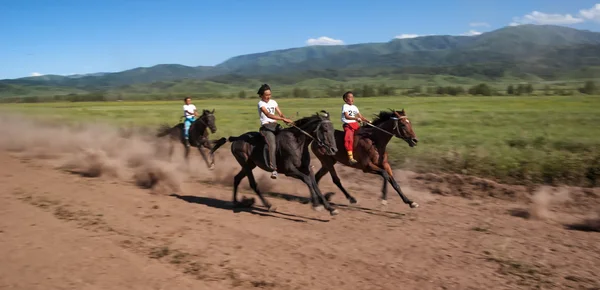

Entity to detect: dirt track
[1,117,599,290]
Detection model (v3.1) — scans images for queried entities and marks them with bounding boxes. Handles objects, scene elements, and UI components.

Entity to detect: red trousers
[343,122,360,152]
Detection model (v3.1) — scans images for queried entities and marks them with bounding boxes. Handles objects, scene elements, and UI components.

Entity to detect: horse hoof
[349,198,359,205]
[209,164,215,170]
[380,199,388,206]
[330,209,340,216]
[410,202,419,208]
[267,205,277,212]
[313,205,325,212]
[324,192,335,202]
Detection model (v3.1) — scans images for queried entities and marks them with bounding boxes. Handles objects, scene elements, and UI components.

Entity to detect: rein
[364,116,408,138]
[288,119,332,147]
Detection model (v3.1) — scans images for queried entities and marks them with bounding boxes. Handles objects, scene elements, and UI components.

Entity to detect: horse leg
[308,167,339,215]
[326,164,358,205]
[196,146,214,170]
[365,162,390,205]
[383,162,419,208]
[232,169,246,207]
[288,167,338,216]
[245,169,276,212]
[183,144,190,165]
[168,141,174,162]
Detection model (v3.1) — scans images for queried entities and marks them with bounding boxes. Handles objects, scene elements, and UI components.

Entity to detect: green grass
[2,95,599,186]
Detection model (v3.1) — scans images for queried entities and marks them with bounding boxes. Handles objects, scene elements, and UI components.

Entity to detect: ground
[0,101,598,290]
[1,148,599,289]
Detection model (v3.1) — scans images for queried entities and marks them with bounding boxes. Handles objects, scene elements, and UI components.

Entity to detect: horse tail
[209,137,229,155]
[155,124,172,138]
[227,136,242,142]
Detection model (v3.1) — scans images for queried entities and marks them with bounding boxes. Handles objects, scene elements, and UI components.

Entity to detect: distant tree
[525,84,534,94]
[579,81,597,94]
[436,86,446,95]
[468,83,492,96]
[237,90,247,98]
[507,85,514,95]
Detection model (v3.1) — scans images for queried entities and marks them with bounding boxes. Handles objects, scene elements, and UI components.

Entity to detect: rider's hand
[283,118,294,125]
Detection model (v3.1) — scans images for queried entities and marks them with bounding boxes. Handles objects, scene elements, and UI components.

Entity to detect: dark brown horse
[156,109,218,169]
[210,111,340,215]
[310,109,419,208]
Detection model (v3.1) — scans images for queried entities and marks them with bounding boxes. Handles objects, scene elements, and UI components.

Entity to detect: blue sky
[1,0,600,79]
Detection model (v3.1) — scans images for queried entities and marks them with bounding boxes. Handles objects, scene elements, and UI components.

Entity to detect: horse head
[199,109,217,133]
[293,110,338,156]
[371,109,418,147]
[392,109,418,147]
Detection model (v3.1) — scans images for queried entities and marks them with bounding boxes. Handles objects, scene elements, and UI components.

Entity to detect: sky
[1,0,600,79]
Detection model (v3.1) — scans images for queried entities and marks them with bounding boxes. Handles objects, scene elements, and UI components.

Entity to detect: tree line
[1,81,597,103]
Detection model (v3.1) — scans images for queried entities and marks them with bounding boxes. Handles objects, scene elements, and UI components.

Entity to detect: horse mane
[371,110,400,126]
[358,109,405,136]
[291,111,329,129]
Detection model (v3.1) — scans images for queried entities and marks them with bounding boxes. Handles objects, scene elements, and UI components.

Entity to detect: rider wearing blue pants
[183,96,198,146]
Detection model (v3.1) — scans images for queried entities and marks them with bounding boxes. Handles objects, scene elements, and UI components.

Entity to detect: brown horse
[156,109,218,169]
[310,109,419,208]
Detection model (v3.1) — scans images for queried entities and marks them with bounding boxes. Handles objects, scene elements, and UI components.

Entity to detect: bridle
[289,118,333,149]
[364,116,411,141]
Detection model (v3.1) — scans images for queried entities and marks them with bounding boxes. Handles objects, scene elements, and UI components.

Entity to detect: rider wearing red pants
[340,91,370,164]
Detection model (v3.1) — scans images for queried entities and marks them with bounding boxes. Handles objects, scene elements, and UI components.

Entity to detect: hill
[2,24,600,99]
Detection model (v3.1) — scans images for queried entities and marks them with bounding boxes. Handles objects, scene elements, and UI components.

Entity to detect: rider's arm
[357,112,370,123]
[275,106,286,118]
[343,111,359,121]
[260,106,285,121]
[261,106,292,124]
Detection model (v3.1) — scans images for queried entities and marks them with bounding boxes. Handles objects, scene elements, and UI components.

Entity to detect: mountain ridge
[2,24,600,98]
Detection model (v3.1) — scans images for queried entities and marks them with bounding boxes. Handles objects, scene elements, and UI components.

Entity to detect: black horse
[156,109,218,169]
[210,111,340,215]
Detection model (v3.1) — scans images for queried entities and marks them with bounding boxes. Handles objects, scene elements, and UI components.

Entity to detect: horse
[310,109,419,209]
[156,109,218,169]
[210,111,340,215]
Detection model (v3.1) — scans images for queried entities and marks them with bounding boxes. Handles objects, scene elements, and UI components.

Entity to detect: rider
[341,91,370,165]
[183,96,198,146]
[257,84,293,179]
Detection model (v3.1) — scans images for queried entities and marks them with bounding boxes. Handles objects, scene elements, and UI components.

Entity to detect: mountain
[2,24,600,98]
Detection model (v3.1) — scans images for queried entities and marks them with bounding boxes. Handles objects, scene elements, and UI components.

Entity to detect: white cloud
[30,72,43,77]
[511,11,584,26]
[461,30,482,36]
[306,36,344,46]
[580,3,600,21]
[469,22,490,27]
[394,34,421,39]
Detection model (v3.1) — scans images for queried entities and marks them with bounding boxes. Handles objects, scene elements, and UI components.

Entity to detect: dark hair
[257,84,271,96]
[183,96,191,102]
[342,91,353,100]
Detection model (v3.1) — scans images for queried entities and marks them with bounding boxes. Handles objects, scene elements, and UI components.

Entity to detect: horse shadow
[263,191,406,220]
[169,194,329,223]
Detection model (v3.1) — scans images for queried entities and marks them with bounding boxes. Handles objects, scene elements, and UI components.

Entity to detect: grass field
[2,95,599,187]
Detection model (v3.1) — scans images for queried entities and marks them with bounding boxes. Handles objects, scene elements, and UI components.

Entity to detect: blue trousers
[184,117,195,139]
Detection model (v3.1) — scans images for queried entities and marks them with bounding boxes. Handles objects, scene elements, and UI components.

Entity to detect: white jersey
[258,99,278,125]
[183,104,197,118]
[341,103,359,123]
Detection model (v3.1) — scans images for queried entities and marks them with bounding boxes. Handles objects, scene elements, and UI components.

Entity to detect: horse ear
[211,109,215,114]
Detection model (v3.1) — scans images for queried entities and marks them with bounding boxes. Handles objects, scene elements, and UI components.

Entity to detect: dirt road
[1,151,599,290]
[0,116,599,289]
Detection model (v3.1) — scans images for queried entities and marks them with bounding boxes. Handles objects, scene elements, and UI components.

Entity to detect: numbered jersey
[341,104,360,124]
[258,99,279,125]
